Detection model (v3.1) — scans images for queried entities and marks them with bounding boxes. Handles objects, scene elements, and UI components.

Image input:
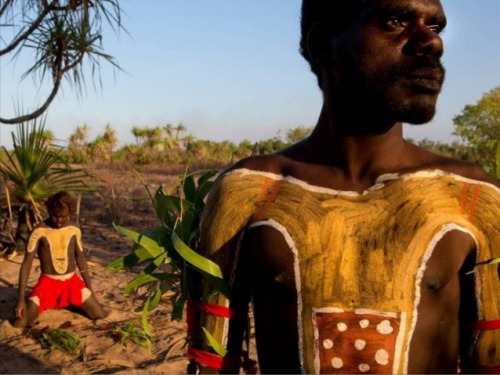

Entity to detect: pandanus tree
[0,118,94,252]
[0,0,123,124]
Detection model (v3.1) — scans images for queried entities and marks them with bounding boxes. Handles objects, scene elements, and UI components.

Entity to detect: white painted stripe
[248,219,305,374]
[225,168,500,196]
[403,224,478,373]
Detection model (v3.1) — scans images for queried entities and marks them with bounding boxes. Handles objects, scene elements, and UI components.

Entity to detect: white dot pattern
[337,322,347,332]
[359,319,369,328]
[354,339,366,350]
[315,310,399,373]
[375,349,390,365]
[323,339,334,349]
[359,364,370,372]
[377,320,394,334]
[331,357,344,369]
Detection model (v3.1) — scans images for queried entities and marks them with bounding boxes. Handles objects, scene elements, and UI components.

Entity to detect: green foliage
[202,327,227,357]
[0,118,94,226]
[286,126,313,144]
[38,328,81,355]
[453,86,500,174]
[107,169,229,334]
[111,320,152,352]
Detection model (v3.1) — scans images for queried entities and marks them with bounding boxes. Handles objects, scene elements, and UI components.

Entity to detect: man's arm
[221,233,253,374]
[236,224,301,374]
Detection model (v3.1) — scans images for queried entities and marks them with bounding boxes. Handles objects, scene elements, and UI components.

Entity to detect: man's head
[300,0,367,89]
[46,191,75,228]
[300,0,447,128]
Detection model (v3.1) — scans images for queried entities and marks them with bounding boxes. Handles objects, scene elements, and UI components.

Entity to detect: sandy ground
[0,164,254,374]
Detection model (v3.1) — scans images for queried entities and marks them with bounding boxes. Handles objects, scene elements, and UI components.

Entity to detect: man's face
[327,0,446,127]
[49,207,70,228]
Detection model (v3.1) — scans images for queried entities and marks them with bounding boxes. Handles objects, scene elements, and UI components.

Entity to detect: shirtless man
[13,191,107,327]
[190,0,500,373]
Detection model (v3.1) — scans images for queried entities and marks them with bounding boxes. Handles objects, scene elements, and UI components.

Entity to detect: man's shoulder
[408,146,499,188]
[230,154,290,175]
[422,158,498,188]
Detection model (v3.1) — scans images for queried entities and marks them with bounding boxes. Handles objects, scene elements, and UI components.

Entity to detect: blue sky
[1,0,500,148]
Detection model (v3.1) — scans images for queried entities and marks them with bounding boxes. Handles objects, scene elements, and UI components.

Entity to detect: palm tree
[68,124,90,163]
[0,118,95,252]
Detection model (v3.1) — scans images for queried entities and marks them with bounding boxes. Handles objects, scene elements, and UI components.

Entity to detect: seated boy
[13,191,107,327]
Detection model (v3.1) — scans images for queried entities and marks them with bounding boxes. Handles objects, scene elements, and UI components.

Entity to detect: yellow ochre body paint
[27,226,83,274]
[198,169,500,373]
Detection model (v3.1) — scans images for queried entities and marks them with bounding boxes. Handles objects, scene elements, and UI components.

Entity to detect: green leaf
[106,256,126,270]
[141,297,152,339]
[171,295,186,321]
[465,256,500,275]
[197,170,217,190]
[142,252,168,274]
[123,273,164,296]
[197,269,232,299]
[155,194,181,228]
[114,224,165,258]
[202,327,227,357]
[171,231,222,279]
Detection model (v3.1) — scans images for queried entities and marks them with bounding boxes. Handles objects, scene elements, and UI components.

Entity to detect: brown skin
[221,0,500,373]
[13,207,107,327]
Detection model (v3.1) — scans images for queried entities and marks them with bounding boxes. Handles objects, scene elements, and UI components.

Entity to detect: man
[13,191,107,327]
[189,0,500,373]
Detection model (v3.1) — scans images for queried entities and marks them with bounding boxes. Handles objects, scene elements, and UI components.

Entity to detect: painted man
[13,191,107,327]
[189,0,500,373]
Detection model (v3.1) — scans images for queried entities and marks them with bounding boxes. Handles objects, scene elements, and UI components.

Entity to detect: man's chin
[390,100,437,125]
[401,108,436,125]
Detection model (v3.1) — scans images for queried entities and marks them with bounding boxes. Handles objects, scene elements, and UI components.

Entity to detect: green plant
[111,320,152,351]
[0,118,95,250]
[38,328,81,355]
[107,169,229,350]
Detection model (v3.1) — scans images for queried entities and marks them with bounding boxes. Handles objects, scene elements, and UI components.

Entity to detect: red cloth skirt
[29,273,87,313]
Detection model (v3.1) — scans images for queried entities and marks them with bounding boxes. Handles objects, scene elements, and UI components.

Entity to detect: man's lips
[403,70,444,92]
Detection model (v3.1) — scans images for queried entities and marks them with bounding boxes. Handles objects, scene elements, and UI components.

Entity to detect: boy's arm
[74,228,93,291]
[15,249,36,318]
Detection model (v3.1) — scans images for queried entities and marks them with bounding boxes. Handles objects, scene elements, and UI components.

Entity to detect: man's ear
[306,22,333,66]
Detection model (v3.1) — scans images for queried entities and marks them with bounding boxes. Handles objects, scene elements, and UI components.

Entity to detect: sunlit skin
[220,0,500,373]
[13,203,107,327]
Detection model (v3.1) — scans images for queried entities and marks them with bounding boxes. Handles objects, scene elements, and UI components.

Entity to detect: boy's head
[46,191,75,228]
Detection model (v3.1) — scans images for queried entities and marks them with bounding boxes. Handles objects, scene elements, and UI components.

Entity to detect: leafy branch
[107,169,229,350]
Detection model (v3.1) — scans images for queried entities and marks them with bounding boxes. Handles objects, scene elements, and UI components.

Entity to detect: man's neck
[308,105,412,184]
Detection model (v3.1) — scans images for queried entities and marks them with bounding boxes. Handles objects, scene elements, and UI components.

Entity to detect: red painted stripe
[255,181,281,220]
[468,184,483,221]
[187,346,240,370]
[460,183,471,216]
[473,365,500,374]
[472,319,500,331]
[199,302,242,319]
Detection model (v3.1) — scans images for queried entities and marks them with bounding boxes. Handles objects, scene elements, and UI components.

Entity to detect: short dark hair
[299,0,366,88]
[46,191,75,216]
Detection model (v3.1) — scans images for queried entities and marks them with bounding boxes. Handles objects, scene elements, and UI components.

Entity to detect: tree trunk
[14,207,36,253]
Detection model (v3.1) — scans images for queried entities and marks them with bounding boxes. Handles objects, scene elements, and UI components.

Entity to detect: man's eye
[428,24,445,34]
[384,17,407,30]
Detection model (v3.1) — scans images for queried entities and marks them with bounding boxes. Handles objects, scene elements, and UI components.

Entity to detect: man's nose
[404,24,444,58]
